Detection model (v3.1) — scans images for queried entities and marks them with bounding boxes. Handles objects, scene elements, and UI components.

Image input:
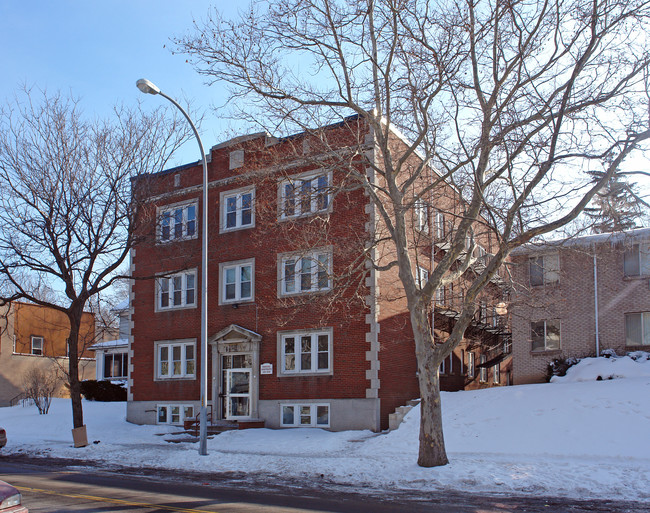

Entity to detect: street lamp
[136,78,209,456]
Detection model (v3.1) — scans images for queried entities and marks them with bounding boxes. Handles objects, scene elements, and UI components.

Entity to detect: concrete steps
[388,399,420,431]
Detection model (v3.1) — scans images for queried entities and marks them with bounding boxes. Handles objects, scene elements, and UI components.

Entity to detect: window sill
[154,376,196,381]
[156,236,199,245]
[278,371,333,378]
[155,304,198,313]
[279,288,331,299]
[219,224,255,234]
[622,275,650,282]
[530,349,562,356]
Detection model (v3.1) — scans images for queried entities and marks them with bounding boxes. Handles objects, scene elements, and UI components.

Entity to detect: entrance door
[225,368,251,419]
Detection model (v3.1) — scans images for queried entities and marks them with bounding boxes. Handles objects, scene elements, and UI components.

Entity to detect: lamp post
[136,78,209,456]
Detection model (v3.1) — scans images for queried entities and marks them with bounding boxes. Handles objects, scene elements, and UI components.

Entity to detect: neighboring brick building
[126,116,510,431]
[510,227,650,384]
[0,301,96,406]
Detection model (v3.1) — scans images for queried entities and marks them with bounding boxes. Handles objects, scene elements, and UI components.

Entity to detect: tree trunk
[417,367,448,467]
[411,304,449,467]
[67,309,84,429]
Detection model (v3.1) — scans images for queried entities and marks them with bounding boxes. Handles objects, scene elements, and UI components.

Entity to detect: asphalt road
[1,456,648,513]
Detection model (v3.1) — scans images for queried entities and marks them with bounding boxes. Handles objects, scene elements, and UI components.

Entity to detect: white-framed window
[434,286,444,303]
[417,266,429,289]
[493,363,500,384]
[467,351,475,378]
[439,353,453,375]
[104,351,128,379]
[159,202,197,242]
[479,300,488,322]
[279,329,332,375]
[156,270,196,311]
[279,249,331,296]
[220,187,254,232]
[414,200,429,233]
[156,340,196,379]
[157,404,195,425]
[434,211,446,240]
[279,170,331,219]
[625,312,650,346]
[531,319,561,351]
[281,403,330,427]
[219,259,254,304]
[31,336,43,356]
[529,253,560,286]
[479,355,487,383]
[623,243,650,277]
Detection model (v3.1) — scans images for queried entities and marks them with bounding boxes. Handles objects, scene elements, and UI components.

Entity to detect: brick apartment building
[126,116,510,431]
[510,227,650,383]
[0,301,95,406]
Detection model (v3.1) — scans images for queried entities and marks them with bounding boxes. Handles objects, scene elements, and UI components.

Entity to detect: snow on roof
[511,226,650,255]
[88,338,128,351]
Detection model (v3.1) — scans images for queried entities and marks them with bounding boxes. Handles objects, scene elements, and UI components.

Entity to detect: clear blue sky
[0,1,245,167]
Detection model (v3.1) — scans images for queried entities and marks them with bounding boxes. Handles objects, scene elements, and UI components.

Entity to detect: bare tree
[22,367,60,415]
[0,88,192,434]
[177,0,650,466]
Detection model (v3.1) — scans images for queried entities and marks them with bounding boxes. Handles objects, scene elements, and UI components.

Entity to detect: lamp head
[136,78,161,95]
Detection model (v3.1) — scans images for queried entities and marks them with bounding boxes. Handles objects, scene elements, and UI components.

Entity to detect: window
[157,404,195,425]
[531,320,561,351]
[479,355,487,383]
[159,203,197,242]
[625,312,650,346]
[279,171,331,219]
[280,250,331,295]
[221,188,254,232]
[623,243,650,277]
[417,266,429,288]
[479,301,488,323]
[440,353,453,375]
[467,352,475,378]
[435,212,444,239]
[104,352,128,379]
[493,363,500,384]
[157,271,196,310]
[31,336,43,356]
[220,260,254,303]
[529,253,560,286]
[156,341,196,379]
[281,404,330,427]
[414,200,429,233]
[280,330,331,374]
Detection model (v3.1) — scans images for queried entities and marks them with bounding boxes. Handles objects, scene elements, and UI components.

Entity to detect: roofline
[511,226,650,254]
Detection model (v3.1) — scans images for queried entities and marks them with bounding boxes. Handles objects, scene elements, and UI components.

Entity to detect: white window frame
[280,403,330,427]
[529,253,560,286]
[479,355,487,383]
[278,248,332,296]
[155,340,196,380]
[434,211,446,240]
[103,350,128,379]
[417,266,429,289]
[156,270,197,311]
[158,201,198,243]
[623,243,650,277]
[219,259,254,304]
[493,363,500,384]
[414,200,429,233]
[531,319,561,351]
[157,404,195,425]
[625,312,650,346]
[278,329,332,376]
[278,169,332,219]
[467,351,475,378]
[220,187,255,232]
[31,336,43,356]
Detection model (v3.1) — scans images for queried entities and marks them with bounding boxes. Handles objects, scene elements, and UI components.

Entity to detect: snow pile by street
[2,355,649,502]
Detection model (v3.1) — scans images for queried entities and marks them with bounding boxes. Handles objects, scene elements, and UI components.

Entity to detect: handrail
[9,392,25,406]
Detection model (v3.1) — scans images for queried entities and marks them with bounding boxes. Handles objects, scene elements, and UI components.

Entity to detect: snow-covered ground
[2,355,650,502]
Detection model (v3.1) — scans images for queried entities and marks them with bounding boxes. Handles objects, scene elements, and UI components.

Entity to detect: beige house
[510,227,650,384]
[0,302,96,406]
